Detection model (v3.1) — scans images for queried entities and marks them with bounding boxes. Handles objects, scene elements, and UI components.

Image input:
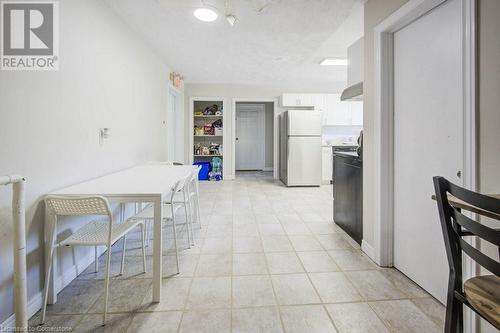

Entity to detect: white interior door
[393,0,463,303]
[236,104,265,170]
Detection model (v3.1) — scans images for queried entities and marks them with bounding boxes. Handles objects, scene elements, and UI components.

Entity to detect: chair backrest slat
[433,176,500,277]
[459,239,500,276]
[452,208,500,245]
[45,195,111,216]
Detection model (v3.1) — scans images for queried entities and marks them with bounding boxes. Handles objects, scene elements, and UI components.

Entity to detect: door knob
[457,170,462,178]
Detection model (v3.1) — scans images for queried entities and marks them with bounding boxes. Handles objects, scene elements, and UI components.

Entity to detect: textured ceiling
[105,0,364,92]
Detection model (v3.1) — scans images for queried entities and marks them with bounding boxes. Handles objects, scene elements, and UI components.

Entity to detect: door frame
[167,83,184,162]
[235,103,266,171]
[371,0,477,330]
[231,98,279,179]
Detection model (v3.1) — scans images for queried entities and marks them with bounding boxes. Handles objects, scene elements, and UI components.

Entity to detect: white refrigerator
[279,110,322,186]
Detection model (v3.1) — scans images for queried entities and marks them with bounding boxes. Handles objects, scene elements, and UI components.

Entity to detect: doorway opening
[234,101,275,178]
[167,85,184,162]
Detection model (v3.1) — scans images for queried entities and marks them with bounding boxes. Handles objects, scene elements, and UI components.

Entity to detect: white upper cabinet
[280,93,362,126]
[281,93,315,107]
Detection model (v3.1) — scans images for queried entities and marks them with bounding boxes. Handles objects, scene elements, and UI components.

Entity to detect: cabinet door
[281,94,297,107]
[350,101,363,126]
[326,94,351,125]
[322,147,333,182]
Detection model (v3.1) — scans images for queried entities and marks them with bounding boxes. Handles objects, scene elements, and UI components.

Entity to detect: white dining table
[45,163,197,304]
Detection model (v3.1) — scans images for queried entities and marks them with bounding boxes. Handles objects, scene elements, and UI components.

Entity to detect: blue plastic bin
[194,162,210,181]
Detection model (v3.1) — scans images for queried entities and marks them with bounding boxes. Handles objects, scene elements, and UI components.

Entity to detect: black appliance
[333,152,363,244]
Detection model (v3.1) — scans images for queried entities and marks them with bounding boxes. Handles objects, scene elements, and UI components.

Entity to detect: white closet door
[393,0,463,303]
[236,105,265,170]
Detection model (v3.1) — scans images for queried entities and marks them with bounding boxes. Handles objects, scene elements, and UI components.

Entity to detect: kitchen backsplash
[322,126,362,146]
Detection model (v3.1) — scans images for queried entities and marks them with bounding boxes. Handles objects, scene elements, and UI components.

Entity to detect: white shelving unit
[189,97,227,180]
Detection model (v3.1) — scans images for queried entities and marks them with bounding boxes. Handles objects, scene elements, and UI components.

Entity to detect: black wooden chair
[433,176,500,333]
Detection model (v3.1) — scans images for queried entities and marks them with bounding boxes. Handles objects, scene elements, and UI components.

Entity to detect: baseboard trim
[1,248,100,328]
[361,240,377,263]
[0,292,43,329]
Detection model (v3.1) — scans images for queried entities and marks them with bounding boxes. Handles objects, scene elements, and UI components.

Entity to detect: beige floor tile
[345,270,406,301]
[233,237,263,253]
[307,222,340,234]
[277,213,302,224]
[232,307,283,333]
[233,253,268,275]
[186,277,231,309]
[29,314,82,332]
[126,311,182,333]
[326,302,389,333]
[73,313,132,333]
[261,236,294,252]
[139,277,192,311]
[233,224,260,237]
[178,309,231,333]
[297,251,339,272]
[45,279,103,315]
[232,275,277,307]
[328,250,377,271]
[298,213,326,223]
[163,254,199,277]
[201,237,232,254]
[316,234,353,250]
[195,254,231,276]
[280,305,337,333]
[258,223,286,236]
[379,268,429,298]
[205,224,232,238]
[233,214,256,225]
[288,235,324,251]
[369,300,442,333]
[283,223,312,235]
[271,274,321,305]
[309,272,363,303]
[411,298,445,329]
[266,252,304,274]
[254,214,280,224]
[90,279,151,313]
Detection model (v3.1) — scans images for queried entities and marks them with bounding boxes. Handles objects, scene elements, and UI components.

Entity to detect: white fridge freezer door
[287,111,322,136]
[287,136,322,186]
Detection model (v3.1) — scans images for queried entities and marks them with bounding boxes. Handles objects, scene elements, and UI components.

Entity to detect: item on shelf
[209,157,223,181]
[209,142,221,155]
[193,162,210,180]
[215,110,222,116]
[201,146,210,155]
[204,123,215,135]
[202,104,219,115]
[194,110,204,116]
[214,127,223,136]
[194,143,202,155]
[212,119,223,128]
[194,126,204,136]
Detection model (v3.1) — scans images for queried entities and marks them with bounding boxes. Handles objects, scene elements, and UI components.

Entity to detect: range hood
[341,82,363,101]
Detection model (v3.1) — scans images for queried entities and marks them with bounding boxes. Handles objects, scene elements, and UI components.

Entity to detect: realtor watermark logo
[1,1,59,70]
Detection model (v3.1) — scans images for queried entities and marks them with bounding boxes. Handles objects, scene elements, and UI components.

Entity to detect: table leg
[152,197,163,302]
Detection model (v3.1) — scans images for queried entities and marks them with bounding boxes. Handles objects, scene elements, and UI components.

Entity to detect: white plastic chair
[128,178,187,273]
[42,195,146,326]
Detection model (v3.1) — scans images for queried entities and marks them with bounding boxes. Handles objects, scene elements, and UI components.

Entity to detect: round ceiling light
[194,8,218,22]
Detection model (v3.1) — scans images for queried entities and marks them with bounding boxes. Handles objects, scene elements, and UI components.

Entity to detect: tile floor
[31,171,445,332]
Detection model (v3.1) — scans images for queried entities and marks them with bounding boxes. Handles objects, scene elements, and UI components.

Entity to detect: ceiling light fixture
[320,58,348,66]
[194,7,218,22]
[226,14,237,26]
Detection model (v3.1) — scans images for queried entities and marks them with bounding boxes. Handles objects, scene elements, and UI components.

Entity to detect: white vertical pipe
[0,175,28,330]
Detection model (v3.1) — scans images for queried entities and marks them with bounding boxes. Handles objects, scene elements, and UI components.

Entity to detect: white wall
[184,84,282,178]
[362,0,408,253]
[0,0,170,323]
